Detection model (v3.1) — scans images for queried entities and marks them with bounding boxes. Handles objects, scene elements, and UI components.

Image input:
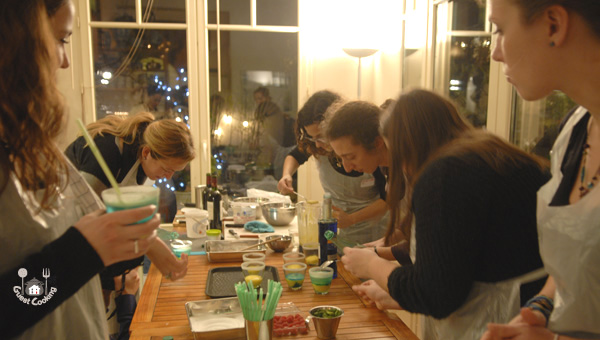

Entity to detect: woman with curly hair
[277,90,388,245]
[0,1,159,338]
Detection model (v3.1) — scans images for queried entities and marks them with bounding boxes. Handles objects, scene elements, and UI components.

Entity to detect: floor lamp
[342,48,378,99]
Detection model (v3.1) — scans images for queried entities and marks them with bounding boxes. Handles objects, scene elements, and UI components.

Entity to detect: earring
[549,41,555,47]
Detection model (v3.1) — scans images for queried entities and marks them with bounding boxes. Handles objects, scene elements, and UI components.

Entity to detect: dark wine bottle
[202,173,211,210]
[207,175,222,236]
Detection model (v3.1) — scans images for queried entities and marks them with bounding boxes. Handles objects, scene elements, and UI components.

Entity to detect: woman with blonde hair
[65,112,194,324]
[0,0,160,338]
[342,89,549,340]
[65,112,194,196]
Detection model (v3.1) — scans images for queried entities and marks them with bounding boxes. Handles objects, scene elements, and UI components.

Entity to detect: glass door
[206,0,299,197]
[85,0,192,219]
[432,0,491,128]
[511,92,576,159]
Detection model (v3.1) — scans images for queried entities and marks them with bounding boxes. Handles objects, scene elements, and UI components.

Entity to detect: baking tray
[205,266,280,298]
[185,297,245,340]
[206,239,267,263]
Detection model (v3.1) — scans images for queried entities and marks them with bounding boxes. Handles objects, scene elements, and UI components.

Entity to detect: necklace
[579,119,600,197]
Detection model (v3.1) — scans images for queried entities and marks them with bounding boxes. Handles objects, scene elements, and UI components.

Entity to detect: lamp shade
[342,48,379,58]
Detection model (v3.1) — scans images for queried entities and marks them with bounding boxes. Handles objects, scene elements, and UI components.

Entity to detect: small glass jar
[243,252,266,263]
[170,239,192,258]
[206,229,222,241]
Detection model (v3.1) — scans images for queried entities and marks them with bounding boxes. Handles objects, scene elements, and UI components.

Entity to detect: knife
[228,229,240,239]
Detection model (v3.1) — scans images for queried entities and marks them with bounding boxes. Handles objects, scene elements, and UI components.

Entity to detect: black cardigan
[387,153,548,318]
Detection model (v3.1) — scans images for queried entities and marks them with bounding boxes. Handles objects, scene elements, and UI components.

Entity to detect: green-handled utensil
[76,119,122,201]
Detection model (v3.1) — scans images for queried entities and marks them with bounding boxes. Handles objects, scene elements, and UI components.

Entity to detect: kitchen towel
[244,221,275,233]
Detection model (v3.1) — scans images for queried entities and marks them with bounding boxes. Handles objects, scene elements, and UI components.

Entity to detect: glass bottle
[202,173,212,210]
[318,192,338,278]
[208,175,222,237]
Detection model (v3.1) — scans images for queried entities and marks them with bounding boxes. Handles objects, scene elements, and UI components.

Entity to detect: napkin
[244,221,275,233]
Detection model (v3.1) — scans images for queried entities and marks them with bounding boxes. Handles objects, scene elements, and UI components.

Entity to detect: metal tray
[185,297,245,340]
[206,239,267,262]
[205,266,280,298]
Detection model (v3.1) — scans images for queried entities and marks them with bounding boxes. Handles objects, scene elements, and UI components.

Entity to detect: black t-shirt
[65,134,146,188]
[550,112,590,206]
[288,146,387,200]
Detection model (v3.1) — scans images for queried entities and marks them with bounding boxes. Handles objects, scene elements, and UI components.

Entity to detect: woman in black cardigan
[341,89,549,340]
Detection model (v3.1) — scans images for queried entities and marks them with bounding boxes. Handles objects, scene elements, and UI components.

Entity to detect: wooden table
[130,251,419,340]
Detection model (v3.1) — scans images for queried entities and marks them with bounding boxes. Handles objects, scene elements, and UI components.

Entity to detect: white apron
[119,159,142,187]
[537,107,600,339]
[80,136,143,196]
[408,214,546,340]
[1,160,108,340]
[316,156,388,245]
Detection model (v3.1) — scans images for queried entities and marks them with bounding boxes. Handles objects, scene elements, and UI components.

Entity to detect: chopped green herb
[311,308,342,318]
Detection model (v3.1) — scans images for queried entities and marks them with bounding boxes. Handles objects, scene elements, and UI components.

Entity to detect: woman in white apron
[278,90,388,245]
[342,89,549,340]
[0,1,161,338]
[65,113,195,336]
[482,1,600,339]
[65,112,194,197]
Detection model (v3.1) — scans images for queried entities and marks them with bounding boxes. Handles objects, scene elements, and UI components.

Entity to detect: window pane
[257,0,298,26]
[451,0,486,31]
[433,2,491,127]
[91,28,188,119]
[434,35,491,127]
[207,0,251,26]
[142,0,186,23]
[91,0,136,22]
[208,31,298,196]
[90,0,185,23]
[91,28,191,217]
[207,0,217,24]
[511,92,577,159]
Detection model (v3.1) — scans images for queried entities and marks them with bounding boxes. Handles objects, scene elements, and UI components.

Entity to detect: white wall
[296,0,403,201]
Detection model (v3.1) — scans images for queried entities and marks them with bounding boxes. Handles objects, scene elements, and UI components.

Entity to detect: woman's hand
[277,175,294,194]
[353,280,401,310]
[481,307,549,340]
[146,239,189,281]
[364,238,386,247]
[74,206,160,266]
[341,247,380,279]
[481,323,555,340]
[332,206,354,229]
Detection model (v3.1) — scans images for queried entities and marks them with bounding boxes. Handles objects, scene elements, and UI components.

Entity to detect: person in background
[130,85,166,118]
[482,1,600,339]
[65,112,193,196]
[0,0,160,338]
[342,89,549,340]
[277,90,388,245]
[65,112,192,314]
[253,86,295,180]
